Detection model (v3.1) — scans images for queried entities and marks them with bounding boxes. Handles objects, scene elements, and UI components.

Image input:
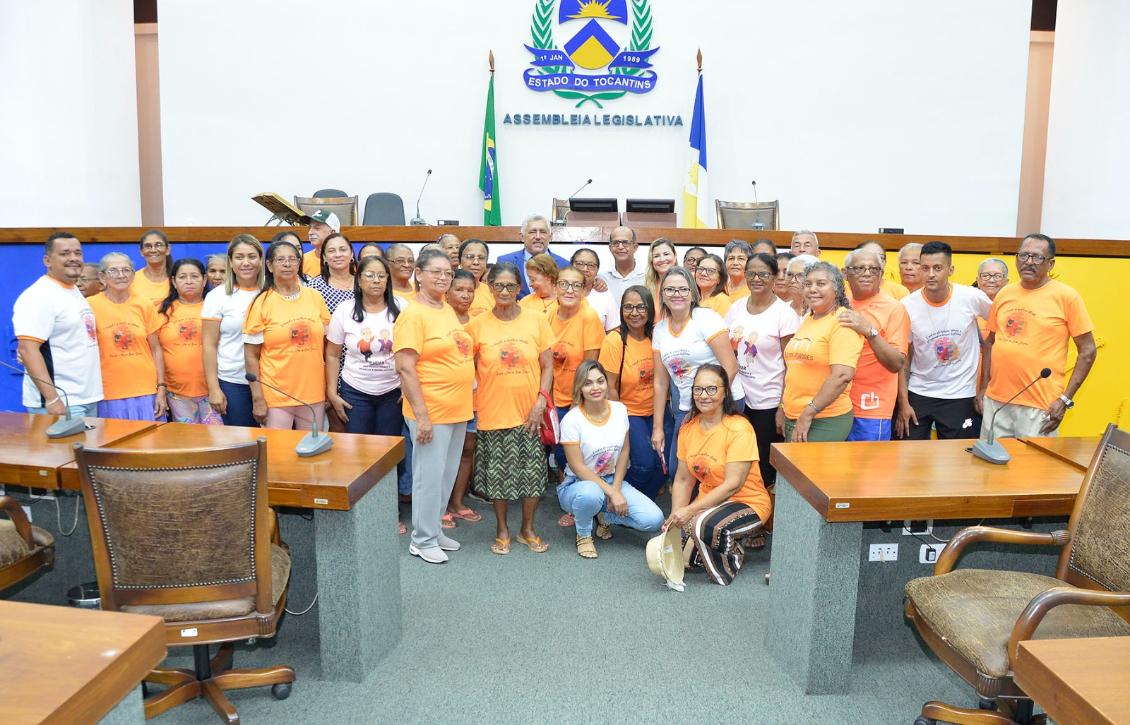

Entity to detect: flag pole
[489,49,495,74]
[697,48,702,74]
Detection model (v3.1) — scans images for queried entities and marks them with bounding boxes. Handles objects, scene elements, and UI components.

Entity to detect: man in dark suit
[496,214,568,298]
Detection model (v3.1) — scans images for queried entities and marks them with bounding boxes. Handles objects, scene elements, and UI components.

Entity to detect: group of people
[11,218,1096,585]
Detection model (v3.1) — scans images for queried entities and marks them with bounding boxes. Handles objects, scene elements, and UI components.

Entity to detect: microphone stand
[0,359,86,438]
[410,169,432,226]
[245,373,333,457]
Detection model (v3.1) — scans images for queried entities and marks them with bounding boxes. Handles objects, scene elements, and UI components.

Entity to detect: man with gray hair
[898,242,924,293]
[790,230,819,257]
[497,213,568,298]
[854,240,909,300]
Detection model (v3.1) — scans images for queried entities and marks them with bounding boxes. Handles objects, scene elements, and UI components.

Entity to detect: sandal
[516,534,549,553]
[449,507,482,523]
[398,521,407,536]
[441,513,457,530]
[490,537,511,555]
[746,534,766,550]
[575,535,597,559]
[558,513,575,527]
[594,513,612,540]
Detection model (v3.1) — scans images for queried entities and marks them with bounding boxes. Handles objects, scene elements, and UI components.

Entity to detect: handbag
[538,390,560,446]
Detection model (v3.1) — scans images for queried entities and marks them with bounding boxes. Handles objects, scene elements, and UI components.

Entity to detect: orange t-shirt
[87,292,163,400]
[519,293,556,317]
[469,281,493,318]
[882,279,910,300]
[158,300,208,398]
[548,304,606,407]
[781,308,864,419]
[466,310,555,430]
[986,280,1093,410]
[242,288,331,406]
[850,292,910,419]
[700,292,734,318]
[130,272,170,309]
[302,250,321,279]
[392,301,475,423]
[597,331,655,417]
[677,414,771,522]
[393,286,417,302]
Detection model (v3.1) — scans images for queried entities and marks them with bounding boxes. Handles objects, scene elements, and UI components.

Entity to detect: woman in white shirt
[651,266,740,478]
[201,234,265,426]
[559,360,663,559]
[725,252,801,487]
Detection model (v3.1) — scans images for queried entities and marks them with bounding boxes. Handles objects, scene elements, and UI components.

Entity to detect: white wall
[158,0,1030,235]
[0,0,140,226]
[1042,1,1130,240]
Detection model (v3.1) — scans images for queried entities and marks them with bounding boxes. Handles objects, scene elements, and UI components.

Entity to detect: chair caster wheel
[913,718,935,725]
[272,683,292,700]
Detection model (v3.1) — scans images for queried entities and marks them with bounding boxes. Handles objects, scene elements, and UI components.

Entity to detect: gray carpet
[153,496,973,725]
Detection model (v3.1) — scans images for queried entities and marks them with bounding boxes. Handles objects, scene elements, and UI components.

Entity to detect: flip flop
[558,513,575,527]
[441,513,457,529]
[449,507,482,523]
[490,537,511,555]
[516,534,549,553]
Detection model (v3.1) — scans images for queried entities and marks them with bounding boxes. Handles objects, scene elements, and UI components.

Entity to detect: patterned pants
[166,393,222,425]
[684,501,762,586]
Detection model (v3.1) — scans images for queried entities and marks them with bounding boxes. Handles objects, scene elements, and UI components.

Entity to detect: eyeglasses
[572,260,598,270]
[691,385,720,397]
[461,254,487,262]
[609,240,634,248]
[141,242,167,251]
[557,280,584,292]
[361,272,388,281]
[103,267,133,277]
[695,267,720,277]
[1016,252,1050,264]
[423,268,454,279]
[273,257,299,266]
[746,270,773,280]
[663,287,692,297]
[786,272,806,281]
[978,272,1006,282]
[390,257,414,266]
[622,303,648,314]
[846,265,882,276]
[491,282,519,293]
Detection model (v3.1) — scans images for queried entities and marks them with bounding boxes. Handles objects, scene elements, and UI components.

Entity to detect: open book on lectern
[252,192,306,225]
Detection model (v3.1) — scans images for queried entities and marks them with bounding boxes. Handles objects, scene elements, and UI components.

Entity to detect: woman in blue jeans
[324,255,411,530]
[558,360,664,559]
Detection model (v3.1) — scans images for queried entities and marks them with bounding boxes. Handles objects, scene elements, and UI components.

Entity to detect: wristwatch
[867,327,879,339]
[1059,394,1074,409]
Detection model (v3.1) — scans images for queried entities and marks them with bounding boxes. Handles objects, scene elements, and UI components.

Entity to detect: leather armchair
[0,495,54,592]
[77,439,295,723]
[904,423,1130,725]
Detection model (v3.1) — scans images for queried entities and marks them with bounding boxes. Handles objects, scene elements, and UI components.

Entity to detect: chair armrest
[1008,586,1130,662]
[0,495,33,545]
[934,526,1069,575]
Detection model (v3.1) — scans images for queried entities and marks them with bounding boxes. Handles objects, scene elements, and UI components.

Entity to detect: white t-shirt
[201,286,259,385]
[585,288,618,331]
[652,307,740,411]
[725,296,802,409]
[902,284,991,398]
[598,265,646,310]
[560,401,630,479]
[325,297,407,396]
[12,275,103,406]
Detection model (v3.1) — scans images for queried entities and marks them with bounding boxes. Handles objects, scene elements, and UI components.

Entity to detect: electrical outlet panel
[902,520,933,536]
[868,543,899,562]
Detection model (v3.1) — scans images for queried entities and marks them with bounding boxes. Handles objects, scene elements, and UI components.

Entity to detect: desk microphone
[0,359,86,438]
[244,373,333,457]
[410,169,432,226]
[569,178,593,199]
[971,367,1051,465]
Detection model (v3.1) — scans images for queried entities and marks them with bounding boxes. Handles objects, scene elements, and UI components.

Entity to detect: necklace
[922,286,954,339]
[278,287,301,301]
[583,402,610,425]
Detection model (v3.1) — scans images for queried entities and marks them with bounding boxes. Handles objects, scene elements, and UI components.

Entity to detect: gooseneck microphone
[245,373,333,457]
[410,169,433,226]
[751,179,758,203]
[971,367,1052,465]
[0,359,86,438]
[568,178,593,199]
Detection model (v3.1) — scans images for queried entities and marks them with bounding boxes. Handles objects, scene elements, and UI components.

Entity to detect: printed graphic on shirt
[859,392,880,411]
[592,447,616,475]
[663,351,691,380]
[729,325,759,361]
[931,333,960,364]
[453,330,473,359]
[83,311,96,341]
[1003,311,1028,339]
[111,324,137,353]
[636,357,654,386]
[499,341,523,369]
[358,327,394,369]
[290,321,313,347]
[176,319,199,342]
[690,452,717,480]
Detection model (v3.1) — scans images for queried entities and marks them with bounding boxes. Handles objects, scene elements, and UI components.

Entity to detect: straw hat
[646,526,686,592]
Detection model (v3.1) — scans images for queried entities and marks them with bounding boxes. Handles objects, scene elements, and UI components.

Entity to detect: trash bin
[67,581,101,609]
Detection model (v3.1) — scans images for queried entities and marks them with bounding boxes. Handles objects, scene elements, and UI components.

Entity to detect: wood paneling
[0,414,157,486]
[1,226,1127,257]
[769,438,1084,522]
[1014,637,1130,725]
[0,600,165,724]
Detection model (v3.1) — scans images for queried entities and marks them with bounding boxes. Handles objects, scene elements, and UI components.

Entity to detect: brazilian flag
[479,74,501,226]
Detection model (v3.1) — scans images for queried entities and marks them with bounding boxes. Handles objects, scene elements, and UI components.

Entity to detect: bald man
[598,225,644,307]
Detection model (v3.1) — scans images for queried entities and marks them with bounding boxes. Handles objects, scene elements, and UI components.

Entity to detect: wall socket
[919,543,946,564]
[868,543,899,562]
[902,519,933,536]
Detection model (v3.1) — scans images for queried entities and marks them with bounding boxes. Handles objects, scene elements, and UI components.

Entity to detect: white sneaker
[437,535,461,552]
[408,544,448,564]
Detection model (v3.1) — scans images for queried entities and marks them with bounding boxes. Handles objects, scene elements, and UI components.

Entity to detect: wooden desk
[1014,637,1130,725]
[765,438,1086,695]
[1020,436,1100,473]
[57,423,404,511]
[0,413,158,487]
[0,600,165,724]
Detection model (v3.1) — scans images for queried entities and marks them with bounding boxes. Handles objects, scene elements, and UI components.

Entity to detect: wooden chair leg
[211,664,295,692]
[201,679,239,725]
[210,643,234,673]
[920,700,1019,725]
[145,667,195,687]
[144,680,202,719]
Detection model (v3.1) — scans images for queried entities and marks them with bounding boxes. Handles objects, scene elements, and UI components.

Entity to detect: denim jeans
[626,412,671,500]
[557,475,664,538]
[339,381,411,493]
[26,402,98,418]
[668,405,688,480]
[217,380,258,427]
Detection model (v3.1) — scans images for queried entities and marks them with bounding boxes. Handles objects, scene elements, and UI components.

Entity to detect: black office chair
[313,188,347,198]
[363,193,407,225]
